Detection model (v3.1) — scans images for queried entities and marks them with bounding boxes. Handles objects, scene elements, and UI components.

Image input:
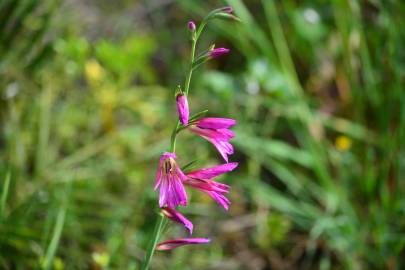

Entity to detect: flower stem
[169,36,198,153]
[141,213,165,270]
[169,121,180,152]
[185,38,197,95]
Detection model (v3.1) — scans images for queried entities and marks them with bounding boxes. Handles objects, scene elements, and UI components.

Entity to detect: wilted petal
[196,118,236,129]
[176,94,189,125]
[161,207,193,234]
[156,238,210,251]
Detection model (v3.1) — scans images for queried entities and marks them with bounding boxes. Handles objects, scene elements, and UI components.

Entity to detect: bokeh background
[1,0,405,269]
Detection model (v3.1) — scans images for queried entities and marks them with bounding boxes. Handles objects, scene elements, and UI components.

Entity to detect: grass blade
[0,172,11,220]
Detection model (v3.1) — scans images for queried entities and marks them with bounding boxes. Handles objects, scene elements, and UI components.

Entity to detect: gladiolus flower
[154,152,188,208]
[176,93,189,125]
[156,238,210,251]
[161,207,193,234]
[208,48,230,58]
[188,21,196,31]
[185,162,238,210]
[189,118,236,162]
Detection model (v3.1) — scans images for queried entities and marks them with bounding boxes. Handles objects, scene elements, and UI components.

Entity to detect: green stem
[169,36,198,153]
[185,38,197,95]
[141,213,165,270]
[169,121,180,152]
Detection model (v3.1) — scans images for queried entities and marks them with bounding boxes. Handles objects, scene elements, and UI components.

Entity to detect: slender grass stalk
[35,84,52,179]
[41,206,67,270]
[0,172,11,221]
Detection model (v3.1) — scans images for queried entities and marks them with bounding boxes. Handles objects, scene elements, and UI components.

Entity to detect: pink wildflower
[189,118,236,162]
[185,162,238,210]
[154,152,188,208]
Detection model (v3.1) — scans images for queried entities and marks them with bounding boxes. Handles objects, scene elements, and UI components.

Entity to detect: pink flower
[161,207,193,234]
[154,152,188,208]
[188,21,196,31]
[185,162,238,210]
[208,48,230,58]
[156,238,210,251]
[176,93,189,125]
[190,118,236,162]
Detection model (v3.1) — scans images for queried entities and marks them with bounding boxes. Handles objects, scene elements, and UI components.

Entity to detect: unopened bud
[176,93,189,125]
[188,21,196,31]
[221,6,233,13]
[208,48,230,58]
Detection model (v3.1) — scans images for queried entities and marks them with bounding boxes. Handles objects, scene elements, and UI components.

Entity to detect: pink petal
[196,118,236,129]
[189,127,235,162]
[211,139,234,162]
[186,162,238,179]
[161,207,193,234]
[156,238,210,251]
[158,173,187,208]
[207,191,231,210]
[190,127,233,140]
[154,165,162,190]
[184,178,230,193]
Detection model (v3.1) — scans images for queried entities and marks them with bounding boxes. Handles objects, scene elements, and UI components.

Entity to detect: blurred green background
[0,0,404,269]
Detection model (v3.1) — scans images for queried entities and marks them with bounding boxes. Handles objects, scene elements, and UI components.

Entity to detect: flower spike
[145,8,239,267]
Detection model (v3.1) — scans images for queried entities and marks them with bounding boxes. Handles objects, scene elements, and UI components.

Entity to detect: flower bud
[176,93,189,125]
[188,21,196,31]
[221,6,233,13]
[208,48,230,58]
